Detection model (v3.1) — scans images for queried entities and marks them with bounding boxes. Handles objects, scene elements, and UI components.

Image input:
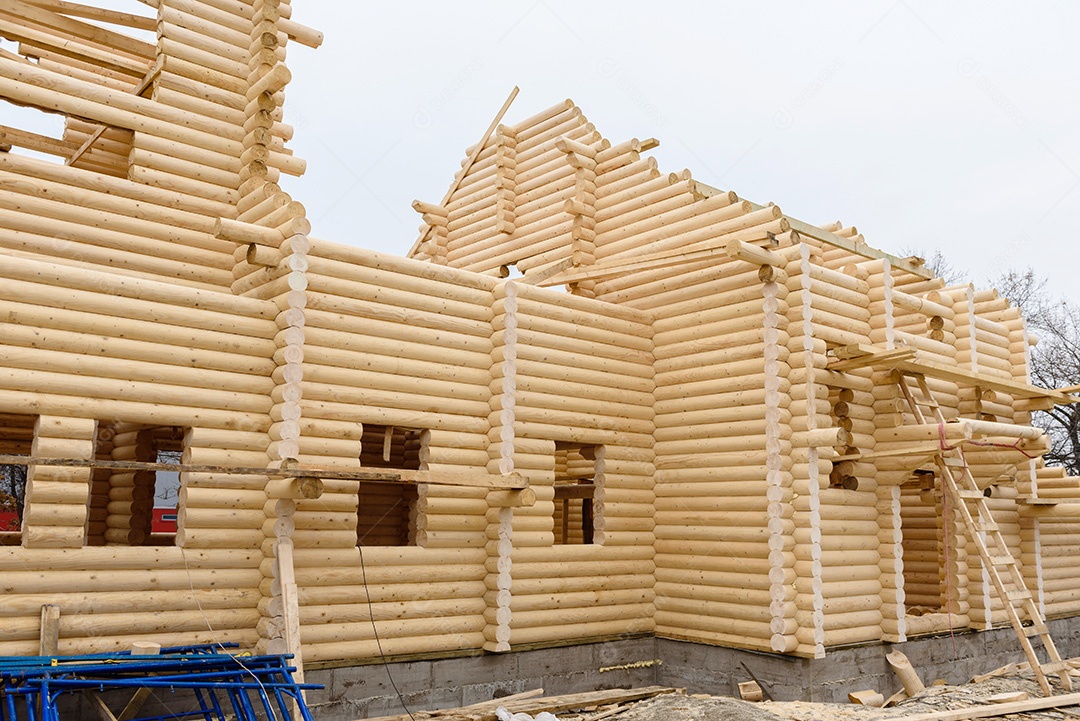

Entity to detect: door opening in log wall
[900,472,961,633]
[553,443,601,545]
[356,425,423,547]
[0,413,35,545]
[91,424,185,547]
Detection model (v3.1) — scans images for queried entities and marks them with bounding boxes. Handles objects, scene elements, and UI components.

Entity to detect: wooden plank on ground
[899,691,1080,721]
[366,687,676,721]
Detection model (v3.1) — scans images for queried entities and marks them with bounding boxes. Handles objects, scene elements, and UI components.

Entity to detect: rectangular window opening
[0,413,37,545]
[553,442,601,545]
[92,424,185,546]
[356,425,423,547]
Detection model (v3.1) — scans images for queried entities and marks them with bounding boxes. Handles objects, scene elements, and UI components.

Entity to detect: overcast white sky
[275,2,1080,305]
[5,2,1077,303]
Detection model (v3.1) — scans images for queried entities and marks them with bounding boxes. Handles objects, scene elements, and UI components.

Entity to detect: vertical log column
[878,483,907,641]
[227,0,309,668]
[869,260,906,641]
[763,271,797,653]
[495,125,517,237]
[104,424,147,545]
[955,285,980,374]
[787,243,825,658]
[557,137,598,297]
[1016,315,1046,613]
[85,425,114,546]
[484,280,518,651]
[22,416,97,548]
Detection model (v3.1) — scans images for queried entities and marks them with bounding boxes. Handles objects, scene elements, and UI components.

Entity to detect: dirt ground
[610,671,1080,721]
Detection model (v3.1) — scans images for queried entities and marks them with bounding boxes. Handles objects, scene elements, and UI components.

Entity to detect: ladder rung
[975,521,1000,532]
[1006,589,1032,602]
[989,555,1017,567]
[957,490,985,500]
[943,457,967,468]
[1024,623,1050,636]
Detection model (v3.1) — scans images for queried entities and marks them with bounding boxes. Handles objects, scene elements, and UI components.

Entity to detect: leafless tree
[994,269,1080,475]
[900,247,966,285]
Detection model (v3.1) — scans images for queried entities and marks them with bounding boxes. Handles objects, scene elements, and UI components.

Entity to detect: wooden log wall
[485,280,657,649]
[5,9,1080,668]
[631,249,796,655]
[0,547,261,655]
[0,150,237,289]
[0,0,317,659]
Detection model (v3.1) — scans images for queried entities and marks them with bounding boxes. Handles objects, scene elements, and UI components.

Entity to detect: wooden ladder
[898,371,1072,696]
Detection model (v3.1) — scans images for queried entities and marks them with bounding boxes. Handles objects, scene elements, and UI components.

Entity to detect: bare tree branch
[996,268,1080,476]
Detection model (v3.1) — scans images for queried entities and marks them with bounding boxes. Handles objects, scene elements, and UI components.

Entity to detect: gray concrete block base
[306,618,1080,720]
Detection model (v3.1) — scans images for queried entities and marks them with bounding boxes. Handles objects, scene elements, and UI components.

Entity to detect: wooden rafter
[408,86,520,257]
[692,181,935,280]
[66,57,161,166]
[23,0,156,31]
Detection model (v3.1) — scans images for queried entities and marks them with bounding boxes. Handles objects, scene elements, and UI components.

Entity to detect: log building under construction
[1,0,1080,712]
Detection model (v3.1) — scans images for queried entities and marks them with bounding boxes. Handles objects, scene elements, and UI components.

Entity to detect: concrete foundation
[306,618,1080,720]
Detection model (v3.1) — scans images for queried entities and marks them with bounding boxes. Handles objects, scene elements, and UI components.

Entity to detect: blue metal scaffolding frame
[0,644,320,721]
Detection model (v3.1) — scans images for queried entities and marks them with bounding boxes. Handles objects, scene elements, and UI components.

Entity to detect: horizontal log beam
[693,181,935,279]
[891,357,1078,404]
[0,454,527,489]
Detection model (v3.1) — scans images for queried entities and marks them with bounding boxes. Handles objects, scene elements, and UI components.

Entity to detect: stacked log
[175,427,268,551]
[63,121,133,178]
[84,424,114,546]
[0,546,261,656]
[784,242,884,653]
[20,416,96,548]
[551,444,599,544]
[1028,467,1080,616]
[782,242,823,659]
[102,425,179,546]
[129,0,308,205]
[494,126,518,236]
[0,253,277,428]
[0,151,236,289]
[293,546,486,662]
[0,2,155,175]
[412,200,449,265]
[485,281,519,650]
[435,100,605,274]
[954,290,1017,381]
[552,137,598,296]
[640,249,794,654]
[898,483,942,611]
